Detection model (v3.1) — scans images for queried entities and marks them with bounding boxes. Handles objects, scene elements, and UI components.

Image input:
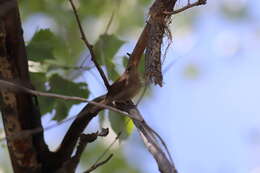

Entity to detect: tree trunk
[0,1,49,172]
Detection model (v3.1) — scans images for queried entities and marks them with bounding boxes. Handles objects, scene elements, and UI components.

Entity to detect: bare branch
[84,154,114,173]
[92,132,121,166]
[29,62,93,71]
[165,0,207,15]
[104,11,115,34]
[56,131,109,173]
[68,0,110,89]
[115,102,177,173]
[0,79,136,120]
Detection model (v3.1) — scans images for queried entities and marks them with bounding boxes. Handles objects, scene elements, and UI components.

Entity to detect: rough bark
[0,1,49,172]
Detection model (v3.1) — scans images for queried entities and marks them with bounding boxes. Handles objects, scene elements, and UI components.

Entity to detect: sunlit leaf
[108,111,134,140]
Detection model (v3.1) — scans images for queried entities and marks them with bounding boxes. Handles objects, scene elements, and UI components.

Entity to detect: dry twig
[0,79,142,120]
[68,0,110,89]
[165,0,207,15]
[84,154,114,173]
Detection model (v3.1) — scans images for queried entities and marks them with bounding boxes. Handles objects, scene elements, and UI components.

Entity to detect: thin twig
[56,131,108,173]
[104,11,115,34]
[84,154,114,173]
[44,62,92,71]
[165,0,207,15]
[91,114,132,168]
[104,0,121,34]
[68,0,110,89]
[93,132,121,166]
[0,79,142,120]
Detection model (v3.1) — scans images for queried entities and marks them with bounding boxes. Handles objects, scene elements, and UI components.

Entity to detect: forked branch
[68,0,110,89]
[165,0,207,15]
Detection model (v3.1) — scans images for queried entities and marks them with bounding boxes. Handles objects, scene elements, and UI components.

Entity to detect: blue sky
[139,1,260,173]
[123,1,260,173]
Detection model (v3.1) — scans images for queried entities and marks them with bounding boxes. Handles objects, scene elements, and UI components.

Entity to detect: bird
[106,65,142,103]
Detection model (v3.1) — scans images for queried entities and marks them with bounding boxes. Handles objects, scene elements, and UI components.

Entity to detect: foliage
[94,34,125,80]
[30,72,89,121]
[108,111,134,140]
[27,29,58,61]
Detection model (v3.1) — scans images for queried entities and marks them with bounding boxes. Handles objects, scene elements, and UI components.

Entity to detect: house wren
[106,65,142,102]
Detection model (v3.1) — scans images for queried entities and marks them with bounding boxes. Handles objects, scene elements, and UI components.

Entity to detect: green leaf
[106,60,120,81]
[49,74,89,121]
[122,56,129,68]
[30,72,47,91]
[38,97,56,115]
[94,34,124,80]
[125,118,134,135]
[30,72,55,115]
[49,74,88,98]
[26,29,58,62]
[108,111,134,140]
[52,101,69,121]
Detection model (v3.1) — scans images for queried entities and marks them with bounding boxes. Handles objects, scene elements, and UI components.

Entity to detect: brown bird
[106,65,142,103]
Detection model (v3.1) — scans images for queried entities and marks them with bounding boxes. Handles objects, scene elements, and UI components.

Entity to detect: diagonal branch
[165,0,207,15]
[84,154,113,173]
[115,102,177,173]
[68,0,110,89]
[55,130,109,173]
[0,79,132,118]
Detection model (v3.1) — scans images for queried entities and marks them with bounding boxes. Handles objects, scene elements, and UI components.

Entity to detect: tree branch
[0,2,50,171]
[68,0,110,89]
[56,130,109,173]
[54,95,105,166]
[0,79,134,119]
[116,102,177,173]
[84,154,113,173]
[165,0,207,15]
